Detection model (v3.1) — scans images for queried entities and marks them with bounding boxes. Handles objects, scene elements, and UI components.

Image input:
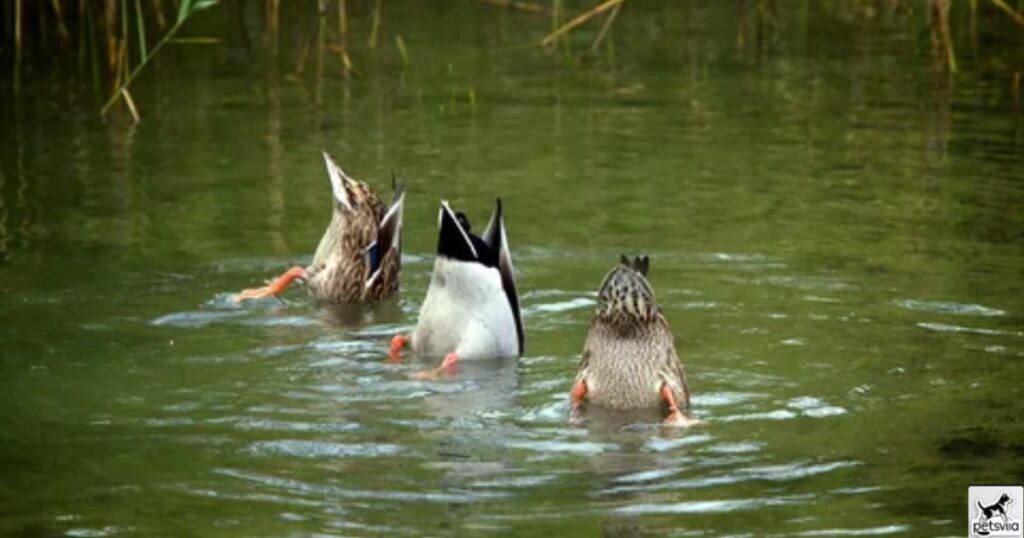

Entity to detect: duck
[389,199,523,378]
[569,255,702,427]
[234,152,405,304]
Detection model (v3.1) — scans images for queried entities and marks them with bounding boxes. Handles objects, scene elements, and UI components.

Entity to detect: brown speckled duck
[234,152,405,304]
[570,255,702,427]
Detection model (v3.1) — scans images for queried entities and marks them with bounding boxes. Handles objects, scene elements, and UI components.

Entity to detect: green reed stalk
[989,0,1024,25]
[368,0,381,49]
[120,0,129,72]
[86,2,100,94]
[135,0,147,61]
[100,0,219,117]
[590,1,621,53]
[937,0,957,73]
[14,0,21,56]
[338,0,346,42]
[51,0,70,41]
[13,0,22,94]
[541,0,625,47]
[395,34,409,67]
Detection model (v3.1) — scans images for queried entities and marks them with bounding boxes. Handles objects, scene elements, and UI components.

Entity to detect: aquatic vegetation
[99,0,219,120]
[4,0,1022,113]
[540,0,624,47]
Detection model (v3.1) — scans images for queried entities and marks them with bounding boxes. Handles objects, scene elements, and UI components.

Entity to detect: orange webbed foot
[663,409,706,428]
[233,266,305,303]
[660,384,704,428]
[568,379,588,425]
[233,286,280,302]
[387,334,407,363]
[570,380,587,410]
[411,352,459,380]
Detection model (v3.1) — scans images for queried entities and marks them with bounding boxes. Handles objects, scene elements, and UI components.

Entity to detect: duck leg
[568,379,588,424]
[387,334,407,362]
[570,380,587,409]
[411,352,459,380]
[660,384,704,428]
[234,266,306,303]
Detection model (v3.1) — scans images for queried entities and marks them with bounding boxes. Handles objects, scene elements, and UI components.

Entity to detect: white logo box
[969,485,1024,538]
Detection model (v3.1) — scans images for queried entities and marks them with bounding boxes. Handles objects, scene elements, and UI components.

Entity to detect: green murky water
[2,2,1023,536]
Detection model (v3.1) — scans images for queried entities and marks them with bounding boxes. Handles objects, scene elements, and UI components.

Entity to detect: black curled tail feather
[390,172,407,204]
[619,254,650,276]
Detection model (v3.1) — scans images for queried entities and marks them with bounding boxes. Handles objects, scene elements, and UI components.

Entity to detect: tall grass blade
[101,0,220,116]
[135,0,147,61]
[120,0,129,71]
[480,0,547,14]
[51,0,70,40]
[191,0,218,12]
[989,0,1024,25]
[590,1,621,53]
[368,0,381,49]
[541,0,625,47]
[338,0,347,40]
[121,87,140,123]
[14,0,22,55]
[177,0,192,25]
[14,0,22,94]
[396,34,409,66]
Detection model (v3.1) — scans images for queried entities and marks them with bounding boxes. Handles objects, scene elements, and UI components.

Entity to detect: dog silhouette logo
[970,486,1024,538]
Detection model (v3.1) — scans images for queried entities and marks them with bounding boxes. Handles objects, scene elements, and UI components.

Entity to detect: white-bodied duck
[390,199,523,378]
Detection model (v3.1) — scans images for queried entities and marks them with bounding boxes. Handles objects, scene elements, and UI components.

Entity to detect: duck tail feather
[372,188,404,275]
[619,254,650,276]
[437,201,478,261]
[484,198,524,355]
[323,151,355,211]
[390,172,406,205]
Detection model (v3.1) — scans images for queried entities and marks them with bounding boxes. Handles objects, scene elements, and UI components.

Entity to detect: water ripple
[469,475,559,488]
[793,525,911,536]
[229,418,361,433]
[65,527,124,537]
[718,410,798,422]
[614,469,679,485]
[604,460,857,495]
[644,433,714,452]
[917,322,1022,337]
[691,391,765,406]
[522,297,596,315]
[702,442,763,454]
[505,439,617,455]
[894,299,1006,317]
[151,310,246,327]
[787,397,848,418]
[241,316,319,327]
[614,494,812,514]
[248,439,402,458]
[181,486,326,508]
[215,468,508,503]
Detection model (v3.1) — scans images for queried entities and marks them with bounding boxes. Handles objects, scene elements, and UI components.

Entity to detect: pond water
[1,2,1023,536]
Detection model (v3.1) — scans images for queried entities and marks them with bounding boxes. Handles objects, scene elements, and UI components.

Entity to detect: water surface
[1,2,1023,536]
